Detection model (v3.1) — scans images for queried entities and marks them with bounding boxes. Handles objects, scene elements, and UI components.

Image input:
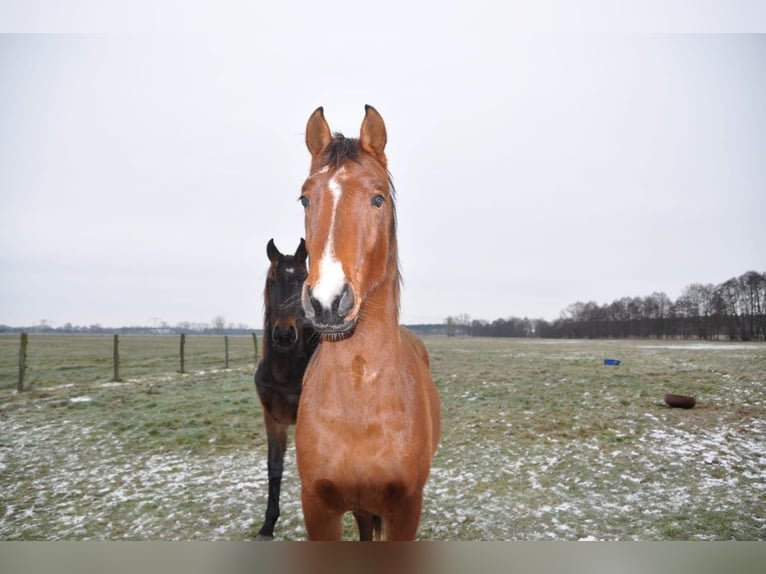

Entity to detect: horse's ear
[360,104,387,167]
[305,106,332,159]
[267,238,280,262]
[295,238,307,262]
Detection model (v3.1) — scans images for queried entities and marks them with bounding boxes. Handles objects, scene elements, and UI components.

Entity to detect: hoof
[255,533,274,541]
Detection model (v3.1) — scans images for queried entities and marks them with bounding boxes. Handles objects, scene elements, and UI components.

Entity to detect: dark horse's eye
[299,196,309,208]
[371,194,385,208]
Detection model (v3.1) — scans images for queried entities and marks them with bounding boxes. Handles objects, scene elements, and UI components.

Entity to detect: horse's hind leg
[256,414,289,540]
[353,511,382,541]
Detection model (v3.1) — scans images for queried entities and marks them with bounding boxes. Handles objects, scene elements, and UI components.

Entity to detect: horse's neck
[264,344,308,390]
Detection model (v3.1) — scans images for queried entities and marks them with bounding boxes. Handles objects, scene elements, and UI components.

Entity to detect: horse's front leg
[301,483,344,541]
[380,490,424,541]
[256,413,289,540]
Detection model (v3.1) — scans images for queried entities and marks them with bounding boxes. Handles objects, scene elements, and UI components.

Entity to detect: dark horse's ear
[305,106,332,161]
[267,238,280,262]
[295,238,307,263]
[360,104,387,168]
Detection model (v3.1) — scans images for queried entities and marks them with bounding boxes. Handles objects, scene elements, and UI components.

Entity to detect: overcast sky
[1,2,765,329]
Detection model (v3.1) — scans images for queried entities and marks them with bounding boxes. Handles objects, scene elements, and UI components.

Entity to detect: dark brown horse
[254,238,318,540]
[294,106,441,540]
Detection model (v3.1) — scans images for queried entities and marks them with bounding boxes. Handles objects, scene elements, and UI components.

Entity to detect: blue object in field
[604,358,621,366]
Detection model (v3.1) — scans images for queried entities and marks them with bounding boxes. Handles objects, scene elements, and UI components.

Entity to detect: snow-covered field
[1,337,764,540]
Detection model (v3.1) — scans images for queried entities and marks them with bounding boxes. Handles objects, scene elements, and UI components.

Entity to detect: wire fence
[1,333,260,392]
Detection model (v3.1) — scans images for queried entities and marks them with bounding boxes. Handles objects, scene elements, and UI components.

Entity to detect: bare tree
[212,316,226,334]
[456,313,471,336]
[737,271,766,341]
[681,284,715,339]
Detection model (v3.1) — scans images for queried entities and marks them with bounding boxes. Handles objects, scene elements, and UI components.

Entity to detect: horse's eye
[371,194,385,208]
[299,196,309,208]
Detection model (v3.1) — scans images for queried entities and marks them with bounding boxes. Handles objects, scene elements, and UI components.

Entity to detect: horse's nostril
[310,293,324,317]
[337,285,354,318]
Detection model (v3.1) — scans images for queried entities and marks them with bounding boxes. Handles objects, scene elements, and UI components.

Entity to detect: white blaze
[312,169,346,310]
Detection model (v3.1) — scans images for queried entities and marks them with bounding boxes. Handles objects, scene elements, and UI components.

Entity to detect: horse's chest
[258,386,301,424]
[309,352,381,395]
[255,360,306,424]
[303,356,410,445]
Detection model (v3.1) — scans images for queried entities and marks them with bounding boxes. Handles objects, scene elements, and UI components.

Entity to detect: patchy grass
[1,336,764,540]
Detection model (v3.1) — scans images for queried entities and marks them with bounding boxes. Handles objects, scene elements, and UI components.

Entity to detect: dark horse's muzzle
[272,323,298,349]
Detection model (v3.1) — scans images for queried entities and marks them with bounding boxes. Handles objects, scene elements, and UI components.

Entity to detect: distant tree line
[0,316,259,336]
[446,270,766,341]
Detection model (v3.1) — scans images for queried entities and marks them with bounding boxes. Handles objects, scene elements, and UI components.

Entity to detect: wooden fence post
[252,332,258,363]
[224,335,230,369]
[179,333,186,373]
[17,332,28,392]
[112,334,120,382]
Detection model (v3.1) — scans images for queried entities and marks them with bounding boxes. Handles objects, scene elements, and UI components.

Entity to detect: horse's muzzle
[272,324,298,349]
[303,283,356,334]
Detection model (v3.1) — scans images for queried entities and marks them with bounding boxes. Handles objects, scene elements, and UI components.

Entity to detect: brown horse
[254,238,318,540]
[294,105,441,540]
